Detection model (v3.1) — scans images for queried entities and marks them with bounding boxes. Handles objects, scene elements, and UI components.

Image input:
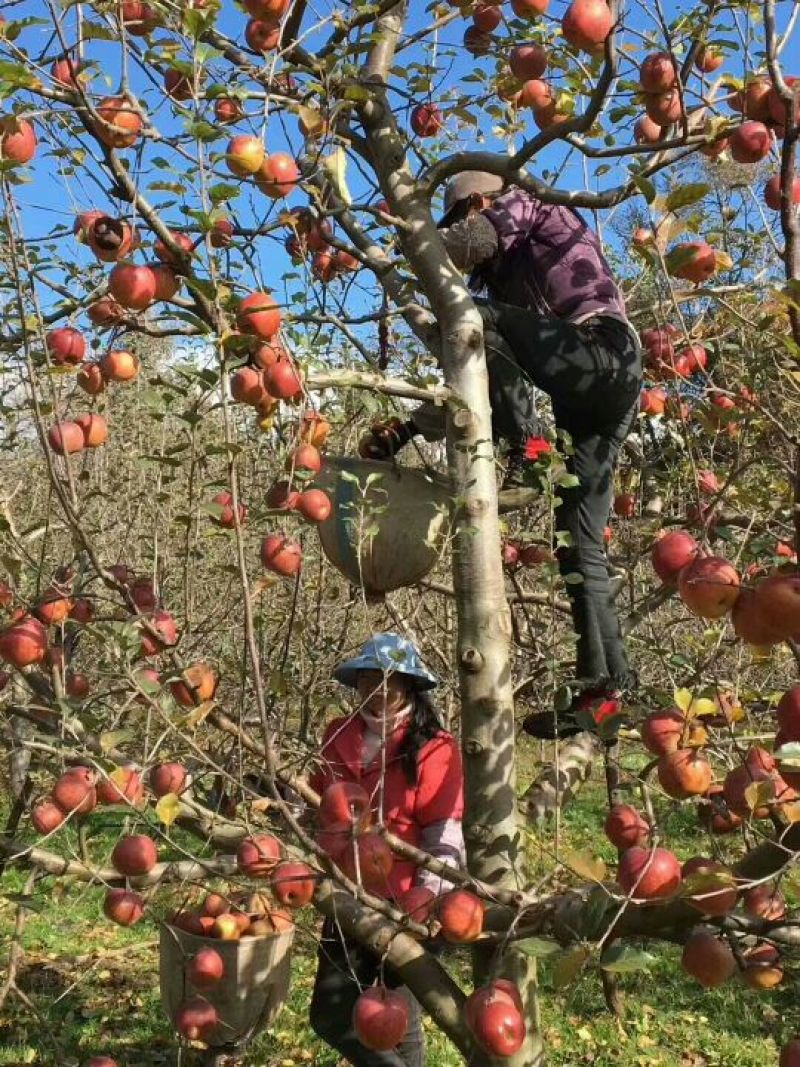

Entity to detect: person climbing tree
[360,172,643,737]
[308,633,465,1066]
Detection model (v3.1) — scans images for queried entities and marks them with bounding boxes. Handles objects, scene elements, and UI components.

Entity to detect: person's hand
[358,417,411,460]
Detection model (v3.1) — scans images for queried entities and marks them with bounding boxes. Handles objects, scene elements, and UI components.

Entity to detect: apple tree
[0,0,799,1063]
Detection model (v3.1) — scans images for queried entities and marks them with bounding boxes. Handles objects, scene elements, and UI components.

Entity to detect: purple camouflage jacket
[478,187,629,324]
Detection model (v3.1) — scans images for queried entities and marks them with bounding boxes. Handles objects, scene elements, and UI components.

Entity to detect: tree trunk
[355,7,542,1061]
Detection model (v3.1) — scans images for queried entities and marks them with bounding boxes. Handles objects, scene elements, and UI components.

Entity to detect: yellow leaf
[673,688,693,713]
[715,249,734,271]
[296,104,324,137]
[689,698,718,718]
[322,145,352,206]
[563,849,607,882]
[155,792,182,826]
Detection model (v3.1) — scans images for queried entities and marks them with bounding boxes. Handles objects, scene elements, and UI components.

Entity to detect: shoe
[522,688,625,740]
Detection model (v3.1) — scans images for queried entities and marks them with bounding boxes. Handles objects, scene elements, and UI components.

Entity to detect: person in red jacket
[309,632,464,1067]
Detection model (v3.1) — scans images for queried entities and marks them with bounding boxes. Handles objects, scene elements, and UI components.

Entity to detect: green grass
[1,748,796,1066]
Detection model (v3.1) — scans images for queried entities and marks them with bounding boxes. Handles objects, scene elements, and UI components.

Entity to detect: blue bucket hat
[333,633,438,691]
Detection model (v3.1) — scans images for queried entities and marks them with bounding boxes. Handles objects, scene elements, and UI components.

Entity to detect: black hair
[398,689,446,784]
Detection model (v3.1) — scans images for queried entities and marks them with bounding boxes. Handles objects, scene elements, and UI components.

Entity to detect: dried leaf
[562,849,606,882]
[551,945,589,989]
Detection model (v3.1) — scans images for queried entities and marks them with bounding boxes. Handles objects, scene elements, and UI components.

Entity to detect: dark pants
[310,918,425,1067]
[479,300,642,690]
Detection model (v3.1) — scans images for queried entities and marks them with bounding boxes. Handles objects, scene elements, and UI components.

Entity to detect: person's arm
[414,734,466,894]
[440,213,499,272]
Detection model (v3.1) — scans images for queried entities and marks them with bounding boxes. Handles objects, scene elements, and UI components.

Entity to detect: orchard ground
[1,744,794,1067]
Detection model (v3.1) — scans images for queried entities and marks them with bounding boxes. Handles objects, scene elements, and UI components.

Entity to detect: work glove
[358,417,414,460]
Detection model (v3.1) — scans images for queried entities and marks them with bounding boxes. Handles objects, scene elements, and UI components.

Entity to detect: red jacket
[309,713,464,899]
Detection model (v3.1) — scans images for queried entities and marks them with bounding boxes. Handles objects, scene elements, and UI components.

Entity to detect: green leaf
[517,936,561,958]
[665,183,711,212]
[600,944,656,973]
[100,729,134,753]
[632,174,656,204]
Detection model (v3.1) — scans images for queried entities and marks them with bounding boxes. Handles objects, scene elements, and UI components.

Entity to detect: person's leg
[310,918,425,1067]
[477,300,640,423]
[553,405,639,692]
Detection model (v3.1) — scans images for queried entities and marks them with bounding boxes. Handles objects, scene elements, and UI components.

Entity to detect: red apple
[658,748,713,799]
[174,996,218,1042]
[667,241,717,284]
[96,767,145,806]
[651,530,699,586]
[265,358,303,400]
[617,846,681,899]
[271,861,317,907]
[338,832,394,893]
[170,661,218,706]
[641,708,685,755]
[0,616,48,667]
[639,52,677,92]
[678,555,740,618]
[261,534,303,577]
[149,762,187,797]
[111,833,158,876]
[95,96,143,149]
[46,327,86,366]
[237,291,281,340]
[752,573,800,639]
[237,833,282,876]
[31,800,66,834]
[138,610,179,655]
[466,986,526,1056]
[438,889,485,943]
[187,947,225,989]
[318,783,371,831]
[681,856,737,916]
[76,413,108,448]
[730,121,772,164]
[561,0,612,52]
[256,152,300,198]
[410,102,443,137]
[353,986,409,1051]
[509,44,548,82]
[0,116,37,164]
[103,887,144,926]
[48,422,85,456]
[297,489,332,523]
[52,767,96,815]
[226,135,266,177]
[681,929,735,987]
[603,804,649,849]
[743,883,786,921]
[109,263,156,311]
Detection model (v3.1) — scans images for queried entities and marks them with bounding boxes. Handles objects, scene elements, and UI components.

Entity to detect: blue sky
[1,0,792,330]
